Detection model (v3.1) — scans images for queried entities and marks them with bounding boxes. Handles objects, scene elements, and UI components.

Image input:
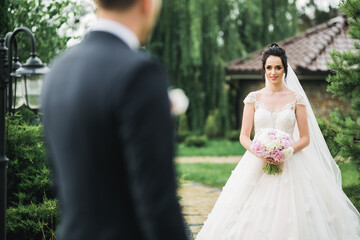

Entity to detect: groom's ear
[139,0,161,17]
[139,0,151,16]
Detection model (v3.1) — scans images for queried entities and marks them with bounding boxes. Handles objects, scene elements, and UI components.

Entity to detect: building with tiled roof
[226,15,356,128]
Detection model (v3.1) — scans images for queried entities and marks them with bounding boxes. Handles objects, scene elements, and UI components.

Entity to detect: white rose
[283,147,294,160]
[265,141,277,152]
[168,88,189,116]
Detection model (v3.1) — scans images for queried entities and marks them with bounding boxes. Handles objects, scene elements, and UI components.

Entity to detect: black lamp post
[0,27,49,239]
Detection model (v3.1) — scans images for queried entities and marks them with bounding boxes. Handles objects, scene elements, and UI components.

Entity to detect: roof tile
[227,16,359,75]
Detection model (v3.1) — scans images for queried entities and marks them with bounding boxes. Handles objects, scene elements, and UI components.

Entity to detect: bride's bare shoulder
[287,89,297,96]
[253,88,266,95]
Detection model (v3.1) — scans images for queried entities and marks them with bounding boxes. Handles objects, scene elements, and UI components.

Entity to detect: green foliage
[204,110,222,139]
[148,0,242,134]
[176,163,237,188]
[204,115,217,139]
[148,0,301,134]
[176,131,191,143]
[184,135,208,147]
[317,116,341,157]
[7,198,59,240]
[226,130,240,142]
[339,161,360,187]
[176,114,191,142]
[343,184,360,211]
[237,0,298,52]
[298,0,339,32]
[326,0,360,168]
[177,139,246,156]
[327,0,360,113]
[327,49,360,111]
[6,113,50,206]
[5,113,58,239]
[178,114,189,132]
[8,0,90,64]
[333,114,360,163]
[0,0,10,35]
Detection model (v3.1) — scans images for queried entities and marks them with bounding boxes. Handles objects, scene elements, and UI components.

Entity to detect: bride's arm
[293,104,310,153]
[239,103,254,151]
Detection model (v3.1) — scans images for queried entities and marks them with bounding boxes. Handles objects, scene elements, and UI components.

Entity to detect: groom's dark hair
[95,0,139,10]
[261,43,288,81]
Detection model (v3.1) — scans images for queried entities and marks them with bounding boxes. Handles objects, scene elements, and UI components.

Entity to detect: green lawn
[176,140,246,157]
[176,161,360,189]
[176,163,237,188]
[339,161,360,188]
[176,161,360,210]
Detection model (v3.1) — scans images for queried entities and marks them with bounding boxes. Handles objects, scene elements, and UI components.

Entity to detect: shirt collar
[91,18,140,50]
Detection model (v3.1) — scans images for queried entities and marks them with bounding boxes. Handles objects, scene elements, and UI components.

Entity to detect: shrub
[5,113,59,239]
[343,184,360,212]
[176,130,191,143]
[176,114,191,142]
[178,114,189,132]
[7,198,59,240]
[204,113,220,139]
[226,130,240,142]
[6,114,52,206]
[317,116,340,157]
[184,135,207,147]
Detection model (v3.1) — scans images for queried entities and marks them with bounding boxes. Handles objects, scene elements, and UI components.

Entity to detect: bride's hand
[263,157,281,165]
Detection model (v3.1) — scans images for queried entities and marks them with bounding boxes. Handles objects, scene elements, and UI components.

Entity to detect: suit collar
[91,18,140,50]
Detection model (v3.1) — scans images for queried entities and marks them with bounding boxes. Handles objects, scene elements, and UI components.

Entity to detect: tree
[298,0,339,32]
[8,0,90,64]
[0,0,10,35]
[148,0,300,133]
[148,0,244,134]
[326,0,360,165]
[236,0,298,53]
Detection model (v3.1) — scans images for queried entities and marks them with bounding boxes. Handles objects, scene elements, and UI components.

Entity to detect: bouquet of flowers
[251,128,294,175]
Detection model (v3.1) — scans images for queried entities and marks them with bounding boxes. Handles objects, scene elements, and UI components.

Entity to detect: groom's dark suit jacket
[41,31,187,240]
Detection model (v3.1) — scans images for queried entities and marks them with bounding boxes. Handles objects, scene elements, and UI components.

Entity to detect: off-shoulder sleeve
[295,93,306,105]
[243,91,257,104]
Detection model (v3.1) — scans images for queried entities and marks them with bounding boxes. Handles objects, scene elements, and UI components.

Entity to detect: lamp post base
[0,156,8,240]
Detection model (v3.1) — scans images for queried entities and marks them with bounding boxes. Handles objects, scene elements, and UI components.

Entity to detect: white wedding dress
[196,91,360,240]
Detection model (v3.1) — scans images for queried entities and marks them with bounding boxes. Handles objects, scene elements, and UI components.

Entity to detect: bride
[195,43,360,240]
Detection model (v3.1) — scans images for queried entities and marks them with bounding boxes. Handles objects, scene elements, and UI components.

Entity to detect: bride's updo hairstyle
[261,43,288,81]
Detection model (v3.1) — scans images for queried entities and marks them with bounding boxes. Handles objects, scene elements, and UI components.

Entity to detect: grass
[176,161,360,210]
[176,139,246,157]
[339,161,360,188]
[176,161,360,189]
[176,163,237,188]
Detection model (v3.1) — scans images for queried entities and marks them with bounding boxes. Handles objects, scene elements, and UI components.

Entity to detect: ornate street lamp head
[15,55,49,111]
[7,27,50,112]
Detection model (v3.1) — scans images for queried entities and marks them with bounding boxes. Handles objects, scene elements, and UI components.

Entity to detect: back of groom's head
[95,0,138,10]
[94,0,162,44]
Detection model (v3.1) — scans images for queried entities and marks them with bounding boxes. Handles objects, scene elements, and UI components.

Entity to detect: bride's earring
[283,74,287,86]
[265,74,269,86]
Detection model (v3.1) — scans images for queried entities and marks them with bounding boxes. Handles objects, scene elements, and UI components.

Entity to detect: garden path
[177,156,242,239]
[179,182,221,239]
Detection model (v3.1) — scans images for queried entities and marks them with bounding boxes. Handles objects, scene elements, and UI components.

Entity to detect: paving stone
[178,182,221,239]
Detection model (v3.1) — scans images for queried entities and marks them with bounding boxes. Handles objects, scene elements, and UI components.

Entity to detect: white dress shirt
[91,18,140,50]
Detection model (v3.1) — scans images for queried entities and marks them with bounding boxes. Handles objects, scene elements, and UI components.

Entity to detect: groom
[41,0,187,239]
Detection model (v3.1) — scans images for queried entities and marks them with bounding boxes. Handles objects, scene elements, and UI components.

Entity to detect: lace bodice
[244,91,306,137]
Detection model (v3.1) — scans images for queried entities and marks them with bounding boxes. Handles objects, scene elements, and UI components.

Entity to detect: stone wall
[230,78,350,129]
